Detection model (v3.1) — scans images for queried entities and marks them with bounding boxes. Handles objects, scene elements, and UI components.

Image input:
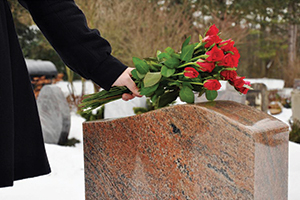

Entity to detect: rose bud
[236,81,251,94]
[206,46,224,62]
[204,79,222,90]
[220,70,237,81]
[205,24,219,36]
[184,67,199,78]
[197,61,215,73]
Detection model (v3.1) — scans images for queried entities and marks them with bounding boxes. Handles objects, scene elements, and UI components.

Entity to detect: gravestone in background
[292,79,300,125]
[83,101,288,200]
[246,83,268,113]
[37,85,71,144]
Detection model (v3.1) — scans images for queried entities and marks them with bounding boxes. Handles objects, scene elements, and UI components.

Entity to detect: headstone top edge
[83,101,288,132]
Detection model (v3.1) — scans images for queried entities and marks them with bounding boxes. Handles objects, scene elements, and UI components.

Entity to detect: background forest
[8,0,300,87]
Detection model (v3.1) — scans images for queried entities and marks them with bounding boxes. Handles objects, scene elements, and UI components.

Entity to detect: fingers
[122,93,135,101]
[113,68,142,97]
[125,77,142,97]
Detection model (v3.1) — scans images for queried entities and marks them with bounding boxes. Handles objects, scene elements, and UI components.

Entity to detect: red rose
[236,81,251,94]
[218,54,237,67]
[219,39,235,52]
[206,46,224,62]
[197,61,215,72]
[184,67,199,78]
[231,47,240,59]
[205,24,219,36]
[204,79,222,90]
[232,76,245,88]
[231,47,240,67]
[203,35,222,48]
[220,70,237,81]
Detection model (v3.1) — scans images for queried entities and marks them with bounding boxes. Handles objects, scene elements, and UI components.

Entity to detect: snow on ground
[0,112,85,200]
[0,80,299,199]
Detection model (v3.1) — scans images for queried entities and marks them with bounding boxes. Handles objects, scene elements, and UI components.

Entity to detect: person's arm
[18,0,139,96]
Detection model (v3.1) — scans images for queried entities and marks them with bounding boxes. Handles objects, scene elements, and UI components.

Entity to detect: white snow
[0,80,299,199]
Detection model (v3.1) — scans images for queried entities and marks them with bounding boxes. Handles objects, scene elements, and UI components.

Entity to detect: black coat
[0,0,127,187]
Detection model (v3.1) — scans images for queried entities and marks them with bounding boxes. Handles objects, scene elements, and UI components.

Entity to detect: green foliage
[180,44,194,62]
[205,90,218,101]
[132,57,150,75]
[59,138,81,147]
[179,86,194,103]
[161,66,176,77]
[290,122,300,144]
[78,105,105,121]
[133,99,155,115]
[143,72,162,87]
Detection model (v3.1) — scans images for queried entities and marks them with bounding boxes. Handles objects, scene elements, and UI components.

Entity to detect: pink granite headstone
[83,101,288,200]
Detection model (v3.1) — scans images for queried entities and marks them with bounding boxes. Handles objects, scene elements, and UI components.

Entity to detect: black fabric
[0,0,127,187]
[18,0,127,91]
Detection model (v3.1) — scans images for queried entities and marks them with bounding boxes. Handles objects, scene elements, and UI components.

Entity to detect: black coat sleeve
[18,0,127,90]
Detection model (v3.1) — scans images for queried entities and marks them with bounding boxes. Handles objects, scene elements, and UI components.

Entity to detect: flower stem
[177,62,199,68]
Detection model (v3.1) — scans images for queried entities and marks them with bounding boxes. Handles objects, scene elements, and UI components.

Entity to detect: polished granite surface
[83,101,289,200]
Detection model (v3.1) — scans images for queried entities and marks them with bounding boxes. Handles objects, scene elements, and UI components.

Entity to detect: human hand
[112,67,142,101]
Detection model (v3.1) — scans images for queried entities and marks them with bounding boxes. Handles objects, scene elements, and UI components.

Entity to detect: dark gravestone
[246,83,268,113]
[37,85,71,144]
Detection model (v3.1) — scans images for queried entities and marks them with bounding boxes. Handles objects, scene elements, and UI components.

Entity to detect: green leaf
[151,94,158,104]
[155,86,165,97]
[199,34,203,41]
[165,47,175,55]
[140,83,159,96]
[180,44,194,62]
[179,86,194,103]
[161,65,175,77]
[158,52,171,60]
[164,57,180,68]
[168,81,180,87]
[181,36,191,51]
[157,90,179,108]
[157,50,162,57]
[131,69,140,80]
[182,82,193,89]
[205,90,218,101]
[172,53,181,59]
[197,89,205,97]
[150,61,163,67]
[143,72,162,87]
[137,71,145,79]
[132,57,150,74]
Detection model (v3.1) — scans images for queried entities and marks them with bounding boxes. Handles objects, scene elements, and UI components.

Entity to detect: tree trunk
[287,2,298,86]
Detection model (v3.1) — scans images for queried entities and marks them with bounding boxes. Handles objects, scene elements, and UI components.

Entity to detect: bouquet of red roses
[80,24,251,112]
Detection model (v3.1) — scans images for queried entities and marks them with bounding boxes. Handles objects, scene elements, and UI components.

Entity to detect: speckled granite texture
[83,101,289,200]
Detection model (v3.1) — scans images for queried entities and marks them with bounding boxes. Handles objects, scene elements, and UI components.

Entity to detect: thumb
[112,68,142,97]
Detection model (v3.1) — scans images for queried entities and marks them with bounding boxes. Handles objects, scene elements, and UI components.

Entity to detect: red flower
[232,76,245,88]
[205,24,219,36]
[206,46,224,62]
[218,54,237,67]
[219,39,235,52]
[203,35,222,48]
[231,47,240,59]
[197,61,215,72]
[231,47,240,66]
[204,79,222,90]
[236,81,251,94]
[220,70,237,81]
[184,67,199,78]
